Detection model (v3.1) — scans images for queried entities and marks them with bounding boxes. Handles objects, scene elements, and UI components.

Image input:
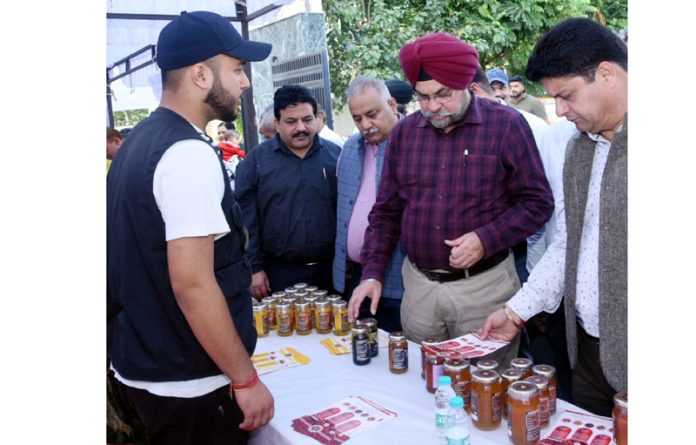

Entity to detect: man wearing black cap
[348,32,553,369]
[509,74,549,122]
[385,79,414,115]
[107,11,274,444]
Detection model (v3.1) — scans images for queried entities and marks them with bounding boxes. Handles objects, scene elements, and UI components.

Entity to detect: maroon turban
[399,32,479,90]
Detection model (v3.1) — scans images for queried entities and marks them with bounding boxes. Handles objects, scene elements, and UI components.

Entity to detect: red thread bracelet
[232,370,259,392]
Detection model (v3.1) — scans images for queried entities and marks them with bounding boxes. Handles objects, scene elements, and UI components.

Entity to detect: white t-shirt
[113,130,232,398]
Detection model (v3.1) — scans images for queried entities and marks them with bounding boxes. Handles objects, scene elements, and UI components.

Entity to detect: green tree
[324,0,627,108]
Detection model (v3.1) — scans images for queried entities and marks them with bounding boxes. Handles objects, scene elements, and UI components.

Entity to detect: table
[249,329,588,445]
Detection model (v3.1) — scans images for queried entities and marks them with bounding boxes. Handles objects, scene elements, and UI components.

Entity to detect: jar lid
[501,368,524,382]
[360,318,377,329]
[532,364,556,378]
[294,291,309,299]
[327,294,343,301]
[275,302,291,311]
[252,301,268,310]
[261,296,277,304]
[613,391,628,408]
[508,381,539,400]
[472,369,499,384]
[314,299,330,308]
[281,297,297,305]
[312,290,328,297]
[476,359,498,371]
[295,301,310,310]
[511,358,533,369]
[304,295,319,303]
[284,287,297,294]
[293,282,308,289]
[305,285,319,293]
[444,358,470,370]
[332,300,347,308]
[389,332,406,341]
[352,325,367,335]
[526,375,548,390]
[271,291,286,299]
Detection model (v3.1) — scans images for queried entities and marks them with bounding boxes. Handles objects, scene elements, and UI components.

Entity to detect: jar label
[526,409,540,441]
[539,396,549,424]
[492,392,502,422]
[393,349,408,369]
[471,392,478,421]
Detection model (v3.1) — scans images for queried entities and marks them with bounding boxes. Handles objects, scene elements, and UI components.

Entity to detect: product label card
[423,332,509,359]
[539,409,613,445]
[251,347,310,375]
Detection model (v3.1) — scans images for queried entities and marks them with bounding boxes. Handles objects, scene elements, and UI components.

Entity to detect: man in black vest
[107,11,274,444]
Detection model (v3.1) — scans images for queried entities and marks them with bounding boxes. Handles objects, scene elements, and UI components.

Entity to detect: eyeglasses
[415,89,454,104]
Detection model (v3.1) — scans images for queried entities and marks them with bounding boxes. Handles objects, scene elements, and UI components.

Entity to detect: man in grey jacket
[479,18,627,417]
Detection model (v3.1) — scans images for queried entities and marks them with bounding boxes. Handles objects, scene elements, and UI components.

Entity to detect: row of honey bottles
[251,283,353,337]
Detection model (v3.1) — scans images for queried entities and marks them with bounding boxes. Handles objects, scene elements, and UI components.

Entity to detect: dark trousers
[264,258,336,294]
[118,382,248,445]
[345,261,403,333]
[572,323,617,417]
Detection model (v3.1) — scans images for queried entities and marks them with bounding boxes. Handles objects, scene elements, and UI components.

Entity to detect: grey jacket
[563,115,627,392]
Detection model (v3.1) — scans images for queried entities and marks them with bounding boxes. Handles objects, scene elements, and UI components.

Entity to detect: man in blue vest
[332,75,405,331]
[107,11,274,444]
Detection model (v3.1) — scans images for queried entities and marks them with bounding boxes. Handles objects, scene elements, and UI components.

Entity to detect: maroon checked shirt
[360,95,554,280]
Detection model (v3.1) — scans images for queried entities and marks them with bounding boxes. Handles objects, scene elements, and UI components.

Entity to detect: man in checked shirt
[348,32,553,369]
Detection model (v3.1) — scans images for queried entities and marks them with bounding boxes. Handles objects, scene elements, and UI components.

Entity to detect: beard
[422,97,468,129]
[204,73,239,122]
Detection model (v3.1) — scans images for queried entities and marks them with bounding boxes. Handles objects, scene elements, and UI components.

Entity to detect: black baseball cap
[156,11,272,71]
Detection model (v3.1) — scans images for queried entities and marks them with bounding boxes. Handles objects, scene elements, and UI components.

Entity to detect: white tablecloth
[249,329,587,445]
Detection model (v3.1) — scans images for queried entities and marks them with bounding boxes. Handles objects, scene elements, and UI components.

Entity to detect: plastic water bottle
[435,375,456,443]
[445,396,470,445]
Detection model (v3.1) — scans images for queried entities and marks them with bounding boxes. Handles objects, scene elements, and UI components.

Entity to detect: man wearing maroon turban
[348,32,554,369]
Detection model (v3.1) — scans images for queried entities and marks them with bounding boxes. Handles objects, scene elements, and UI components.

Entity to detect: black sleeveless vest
[107,107,255,381]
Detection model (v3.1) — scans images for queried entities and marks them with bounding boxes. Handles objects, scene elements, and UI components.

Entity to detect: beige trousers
[400,253,521,369]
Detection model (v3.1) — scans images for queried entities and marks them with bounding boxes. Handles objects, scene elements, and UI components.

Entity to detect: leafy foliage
[323,0,627,108]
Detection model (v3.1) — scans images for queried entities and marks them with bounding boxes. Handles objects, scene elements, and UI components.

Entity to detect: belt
[413,250,509,283]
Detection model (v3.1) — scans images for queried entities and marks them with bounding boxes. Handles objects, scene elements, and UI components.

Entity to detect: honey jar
[532,364,557,414]
[444,358,472,413]
[305,285,319,294]
[311,289,327,299]
[351,324,370,366]
[471,369,503,430]
[251,300,269,338]
[507,381,540,445]
[303,294,319,330]
[276,302,294,337]
[388,331,408,374]
[612,391,627,445]
[360,318,379,357]
[332,300,351,336]
[476,359,499,372]
[314,298,333,334]
[526,375,550,427]
[420,338,438,379]
[261,296,277,330]
[294,301,312,335]
[510,358,533,378]
[501,368,524,420]
[425,351,446,393]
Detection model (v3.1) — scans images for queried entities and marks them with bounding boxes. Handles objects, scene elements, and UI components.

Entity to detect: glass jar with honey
[252,300,269,338]
[471,369,502,431]
[507,381,540,445]
[612,391,627,445]
[510,358,533,378]
[388,331,408,374]
[360,318,378,357]
[276,302,294,337]
[444,358,472,413]
[425,351,446,393]
[526,375,550,427]
[501,368,524,421]
[261,296,277,330]
[332,300,351,336]
[476,359,499,372]
[420,338,438,379]
[532,364,557,414]
[294,301,312,335]
[314,298,332,334]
